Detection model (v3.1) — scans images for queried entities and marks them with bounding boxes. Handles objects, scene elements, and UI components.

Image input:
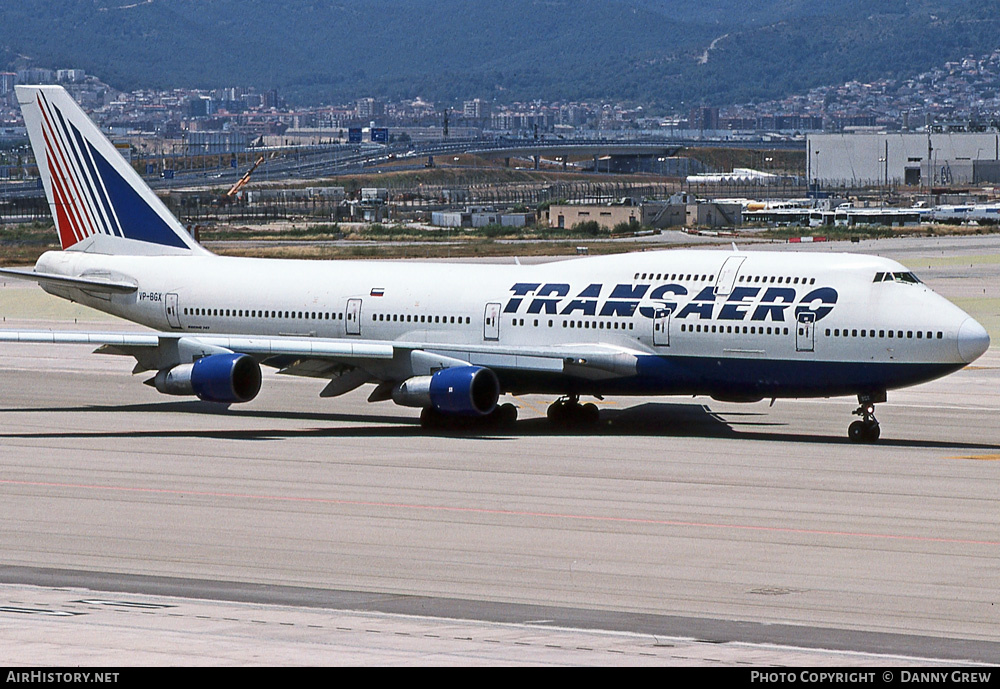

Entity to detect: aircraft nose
[958,317,990,364]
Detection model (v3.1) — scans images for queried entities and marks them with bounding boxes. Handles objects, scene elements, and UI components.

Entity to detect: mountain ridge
[0,1,995,108]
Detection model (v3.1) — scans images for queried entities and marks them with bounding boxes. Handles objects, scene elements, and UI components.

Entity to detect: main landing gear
[546,395,600,429]
[848,397,882,443]
[420,402,518,431]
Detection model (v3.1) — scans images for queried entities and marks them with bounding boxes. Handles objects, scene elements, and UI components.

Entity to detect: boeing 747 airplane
[0,86,990,442]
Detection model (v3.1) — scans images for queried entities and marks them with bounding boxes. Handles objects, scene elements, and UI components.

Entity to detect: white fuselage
[34,247,987,400]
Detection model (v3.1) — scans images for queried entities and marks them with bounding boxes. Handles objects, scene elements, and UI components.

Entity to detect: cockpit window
[874,271,921,284]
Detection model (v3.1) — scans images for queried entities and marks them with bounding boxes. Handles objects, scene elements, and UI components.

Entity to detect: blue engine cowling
[391,366,499,416]
[153,353,262,403]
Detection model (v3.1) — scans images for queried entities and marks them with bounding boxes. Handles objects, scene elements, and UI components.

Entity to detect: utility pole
[926,129,933,195]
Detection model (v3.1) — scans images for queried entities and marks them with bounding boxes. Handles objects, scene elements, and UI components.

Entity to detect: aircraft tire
[849,420,881,443]
[420,406,446,430]
[547,400,567,425]
[864,422,881,442]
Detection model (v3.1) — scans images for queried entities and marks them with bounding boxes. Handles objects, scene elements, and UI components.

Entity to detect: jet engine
[153,353,262,403]
[391,366,499,416]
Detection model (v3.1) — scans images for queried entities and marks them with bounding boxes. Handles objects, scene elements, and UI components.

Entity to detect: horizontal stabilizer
[0,267,138,294]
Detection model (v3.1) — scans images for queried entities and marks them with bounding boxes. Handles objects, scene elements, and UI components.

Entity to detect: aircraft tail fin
[16,85,207,255]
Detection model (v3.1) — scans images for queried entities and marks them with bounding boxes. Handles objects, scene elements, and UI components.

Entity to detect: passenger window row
[825,328,943,339]
[373,313,471,325]
[184,307,343,320]
[628,273,817,285]
[563,320,634,330]
[681,323,790,336]
[634,272,715,281]
[738,275,815,285]
[509,317,635,331]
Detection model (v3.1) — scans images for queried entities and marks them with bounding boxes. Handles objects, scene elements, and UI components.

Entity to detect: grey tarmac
[0,234,999,665]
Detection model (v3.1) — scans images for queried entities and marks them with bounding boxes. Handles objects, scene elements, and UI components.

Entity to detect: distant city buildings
[356,97,384,119]
[4,46,1000,153]
[689,106,719,132]
[463,98,490,119]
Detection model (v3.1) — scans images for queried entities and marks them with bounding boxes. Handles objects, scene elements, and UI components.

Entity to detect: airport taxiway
[0,235,999,665]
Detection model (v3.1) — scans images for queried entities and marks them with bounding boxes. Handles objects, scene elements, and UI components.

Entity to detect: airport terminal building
[807,132,1000,187]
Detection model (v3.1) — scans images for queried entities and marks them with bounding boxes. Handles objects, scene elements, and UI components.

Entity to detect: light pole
[812,150,820,194]
[878,155,886,206]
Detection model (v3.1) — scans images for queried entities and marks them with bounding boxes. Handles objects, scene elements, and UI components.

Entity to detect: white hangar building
[807,132,1000,187]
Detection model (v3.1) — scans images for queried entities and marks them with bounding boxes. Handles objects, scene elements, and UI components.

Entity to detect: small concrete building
[548,198,740,230]
[548,203,641,230]
[685,202,742,227]
[500,213,534,227]
[431,211,465,227]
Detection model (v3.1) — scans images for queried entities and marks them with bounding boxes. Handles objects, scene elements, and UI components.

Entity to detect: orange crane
[226,155,265,197]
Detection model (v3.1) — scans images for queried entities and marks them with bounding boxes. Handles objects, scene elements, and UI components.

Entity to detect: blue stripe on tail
[87,140,189,249]
[69,118,122,238]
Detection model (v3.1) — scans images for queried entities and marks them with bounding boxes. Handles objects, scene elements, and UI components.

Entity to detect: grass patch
[199,220,654,244]
[0,221,60,265]
[208,238,672,260]
[902,254,1000,267]
[756,225,899,240]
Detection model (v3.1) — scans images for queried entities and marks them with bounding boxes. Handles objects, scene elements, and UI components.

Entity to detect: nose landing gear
[848,401,881,443]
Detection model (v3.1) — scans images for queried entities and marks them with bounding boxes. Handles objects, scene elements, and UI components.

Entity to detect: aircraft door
[165,293,181,329]
[796,311,815,352]
[484,302,501,341]
[714,256,745,297]
[653,308,671,346]
[346,298,362,335]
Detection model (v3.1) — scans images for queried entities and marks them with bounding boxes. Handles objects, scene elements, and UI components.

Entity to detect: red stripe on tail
[37,95,96,243]
[49,172,79,249]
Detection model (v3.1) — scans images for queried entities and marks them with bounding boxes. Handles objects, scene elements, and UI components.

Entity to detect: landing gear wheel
[496,402,518,428]
[546,396,600,430]
[547,398,569,424]
[484,402,518,429]
[581,402,599,426]
[848,400,881,443]
[420,406,446,430]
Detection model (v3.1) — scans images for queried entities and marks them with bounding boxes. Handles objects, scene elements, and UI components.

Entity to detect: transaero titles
[504,282,839,321]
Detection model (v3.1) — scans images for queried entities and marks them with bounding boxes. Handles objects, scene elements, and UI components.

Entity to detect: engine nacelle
[154,353,262,403]
[391,366,499,416]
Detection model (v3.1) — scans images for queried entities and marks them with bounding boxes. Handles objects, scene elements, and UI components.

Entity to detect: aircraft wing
[0,329,643,393]
[0,330,393,358]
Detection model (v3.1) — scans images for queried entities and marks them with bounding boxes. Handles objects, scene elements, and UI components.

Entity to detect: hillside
[0,0,997,108]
